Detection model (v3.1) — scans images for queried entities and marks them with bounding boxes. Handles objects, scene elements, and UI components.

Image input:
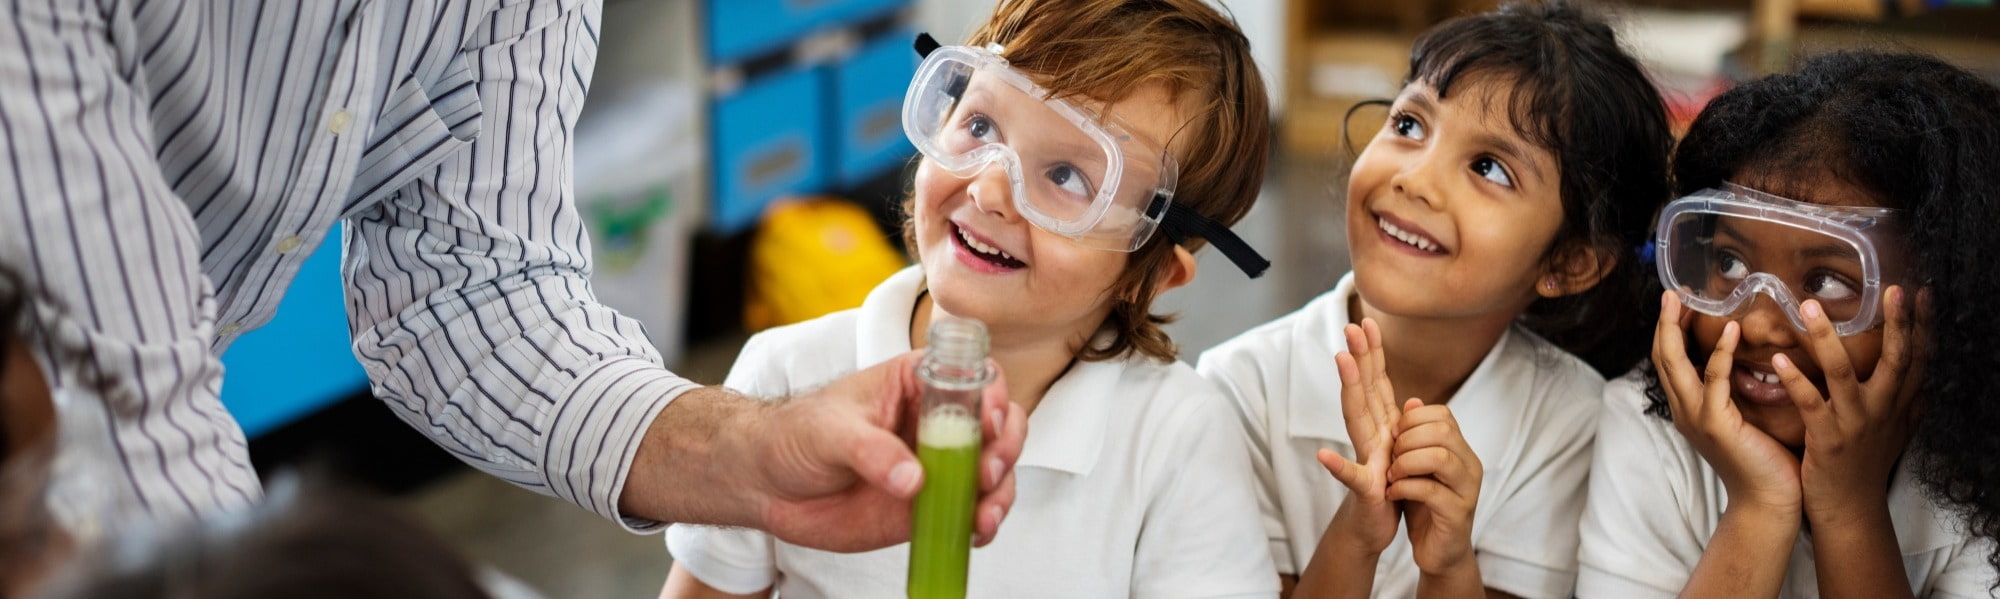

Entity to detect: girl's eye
[1716,252,1750,280]
[1471,157,1513,187]
[966,114,997,141]
[1805,272,1858,301]
[1046,164,1094,200]
[1392,113,1426,141]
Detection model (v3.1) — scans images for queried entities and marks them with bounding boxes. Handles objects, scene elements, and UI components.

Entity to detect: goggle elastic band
[1161,199,1270,278]
[915,32,943,58]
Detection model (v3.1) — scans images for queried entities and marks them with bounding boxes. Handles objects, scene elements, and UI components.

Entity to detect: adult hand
[1778,288,1929,526]
[1652,291,1801,515]
[750,350,1026,552]
[1319,320,1404,557]
[621,351,1026,554]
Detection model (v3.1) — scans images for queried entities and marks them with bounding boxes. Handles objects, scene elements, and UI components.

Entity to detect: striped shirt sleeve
[341,0,697,532]
[0,0,261,522]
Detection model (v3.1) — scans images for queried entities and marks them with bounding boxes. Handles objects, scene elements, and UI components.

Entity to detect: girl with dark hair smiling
[1199,2,1675,597]
[1578,50,2000,598]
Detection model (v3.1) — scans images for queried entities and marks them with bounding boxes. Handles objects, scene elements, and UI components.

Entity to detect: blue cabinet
[704,0,915,233]
[706,0,908,64]
[710,66,828,234]
[218,225,369,437]
[828,30,918,187]
[705,0,823,64]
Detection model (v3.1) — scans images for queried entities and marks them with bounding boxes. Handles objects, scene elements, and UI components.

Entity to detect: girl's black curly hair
[1393,0,1675,377]
[1645,49,2000,577]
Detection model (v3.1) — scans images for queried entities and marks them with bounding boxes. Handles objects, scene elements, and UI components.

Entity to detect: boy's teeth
[1752,371,1780,384]
[957,227,1012,260]
[1378,218,1439,252]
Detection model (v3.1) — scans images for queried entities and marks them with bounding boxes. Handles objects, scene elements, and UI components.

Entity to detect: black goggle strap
[914,33,970,101]
[1155,195,1271,279]
[915,32,942,58]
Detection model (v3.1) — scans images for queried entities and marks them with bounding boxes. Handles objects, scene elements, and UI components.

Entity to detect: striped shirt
[0,0,697,531]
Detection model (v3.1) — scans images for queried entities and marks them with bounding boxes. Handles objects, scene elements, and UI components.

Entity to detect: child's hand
[1776,287,1930,525]
[1653,291,1802,514]
[1387,398,1482,577]
[1319,320,1403,556]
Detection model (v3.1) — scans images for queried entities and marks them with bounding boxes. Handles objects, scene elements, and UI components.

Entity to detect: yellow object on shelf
[744,197,909,332]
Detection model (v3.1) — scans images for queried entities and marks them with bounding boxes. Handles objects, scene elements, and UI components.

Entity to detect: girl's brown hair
[906,0,1271,363]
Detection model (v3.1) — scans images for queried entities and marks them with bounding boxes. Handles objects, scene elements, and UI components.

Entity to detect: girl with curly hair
[1577,50,2000,598]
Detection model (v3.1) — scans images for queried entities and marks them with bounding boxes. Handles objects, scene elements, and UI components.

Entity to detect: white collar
[854,267,1118,476]
[1282,273,1523,473]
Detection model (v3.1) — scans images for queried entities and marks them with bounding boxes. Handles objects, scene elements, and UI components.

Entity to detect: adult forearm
[619,386,771,528]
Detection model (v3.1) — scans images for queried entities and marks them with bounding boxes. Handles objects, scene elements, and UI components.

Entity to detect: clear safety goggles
[903,34,1269,277]
[1655,183,1911,336]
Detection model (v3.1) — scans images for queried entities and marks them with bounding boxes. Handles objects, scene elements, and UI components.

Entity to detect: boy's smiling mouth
[950,221,1027,270]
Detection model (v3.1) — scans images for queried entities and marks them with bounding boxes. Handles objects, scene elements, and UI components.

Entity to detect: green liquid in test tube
[908,317,991,599]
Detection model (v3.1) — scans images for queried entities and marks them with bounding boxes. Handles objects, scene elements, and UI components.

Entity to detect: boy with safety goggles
[661,0,1279,597]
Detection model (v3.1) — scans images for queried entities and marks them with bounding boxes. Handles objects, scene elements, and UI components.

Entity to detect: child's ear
[1159,246,1199,294]
[1538,243,1616,298]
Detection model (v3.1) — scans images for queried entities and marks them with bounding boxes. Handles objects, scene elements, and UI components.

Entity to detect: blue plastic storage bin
[705,0,822,64]
[706,0,911,65]
[816,0,908,28]
[828,30,919,187]
[711,66,828,233]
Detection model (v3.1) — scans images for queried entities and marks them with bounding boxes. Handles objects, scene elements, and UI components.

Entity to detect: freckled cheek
[911,168,959,237]
[1029,238,1125,293]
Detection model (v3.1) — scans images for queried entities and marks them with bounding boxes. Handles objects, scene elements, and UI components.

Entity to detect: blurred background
[218,0,2000,595]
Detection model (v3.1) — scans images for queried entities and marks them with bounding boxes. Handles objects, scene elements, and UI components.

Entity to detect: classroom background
[213,0,2000,595]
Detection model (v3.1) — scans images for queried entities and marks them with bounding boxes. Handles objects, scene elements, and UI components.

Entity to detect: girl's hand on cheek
[1777,287,1930,526]
[1386,399,1482,577]
[1320,320,1404,556]
[1653,292,1802,515]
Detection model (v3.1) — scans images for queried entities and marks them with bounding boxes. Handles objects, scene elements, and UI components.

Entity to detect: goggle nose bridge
[1711,273,1801,315]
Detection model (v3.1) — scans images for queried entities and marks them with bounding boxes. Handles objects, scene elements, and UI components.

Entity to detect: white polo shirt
[1195,273,1604,599]
[1576,370,2000,598]
[665,267,1278,599]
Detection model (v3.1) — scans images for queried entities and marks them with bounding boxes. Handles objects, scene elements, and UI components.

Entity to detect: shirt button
[274,235,304,254]
[327,109,353,135]
[217,322,242,336]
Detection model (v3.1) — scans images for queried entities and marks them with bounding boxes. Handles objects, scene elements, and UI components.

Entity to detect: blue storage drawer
[829,30,918,186]
[816,0,908,27]
[706,0,821,64]
[711,66,828,233]
[706,0,911,65]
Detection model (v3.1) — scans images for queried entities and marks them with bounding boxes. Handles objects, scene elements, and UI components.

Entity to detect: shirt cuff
[542,356,702,534]
[1476,552,1574,599]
